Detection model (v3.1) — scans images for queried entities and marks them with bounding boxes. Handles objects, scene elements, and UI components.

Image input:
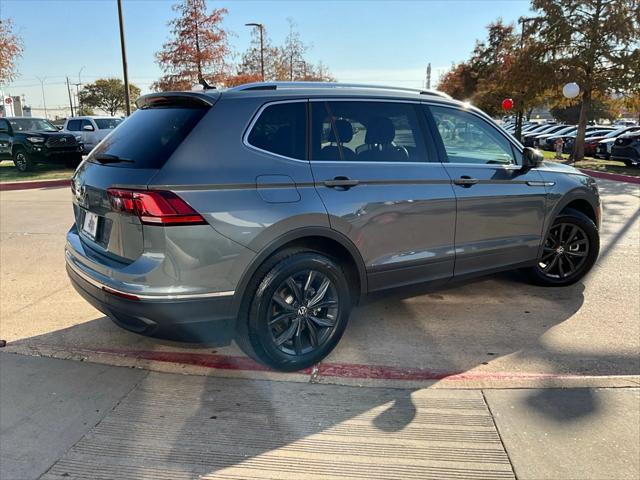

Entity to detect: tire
[236,248,352,371]
[526,208,599,286]
[65,154,83,169]
[13,149,33,172]
[623,159,639,168]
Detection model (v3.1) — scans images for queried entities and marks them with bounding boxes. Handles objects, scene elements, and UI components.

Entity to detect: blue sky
[1,0,532,115]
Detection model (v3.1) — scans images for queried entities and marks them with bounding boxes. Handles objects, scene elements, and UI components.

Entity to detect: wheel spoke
[275,320,298,346]
[566,225,578,243]
[307,278,331,307]
[312,299,338,309]
[305,318,318,347]
[558,256,566,277]
[564,254,576,272]
[272,294,295,312]
[309,315,336,328]
[569,239,588,248]
[304,270,316,295]
[286,277,303,304]
[293,320,303,354]
[565,250,587,258]
[268,311,296,326]
[543,254,559,273]
[559,223,567,243]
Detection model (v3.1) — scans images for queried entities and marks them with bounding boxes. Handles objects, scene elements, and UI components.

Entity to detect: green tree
[531,0,640,159]
[153,0,230,91]
[78,79,140,116]
[0,19,23,85]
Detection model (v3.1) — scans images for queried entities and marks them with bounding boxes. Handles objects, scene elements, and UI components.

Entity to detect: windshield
[9,118,58,132]
[95,118,123,130]
[605,126,640,138]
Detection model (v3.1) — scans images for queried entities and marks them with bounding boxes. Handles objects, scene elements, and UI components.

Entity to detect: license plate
[82,211,99,239]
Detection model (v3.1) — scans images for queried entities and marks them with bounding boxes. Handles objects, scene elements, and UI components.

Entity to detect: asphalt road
[0,179,638,388]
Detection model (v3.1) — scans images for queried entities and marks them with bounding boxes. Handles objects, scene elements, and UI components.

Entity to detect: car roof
[66,116,120,120]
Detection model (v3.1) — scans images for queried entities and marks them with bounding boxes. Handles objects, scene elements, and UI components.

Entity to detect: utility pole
[35,76,48,119]
[426,63,432,90]
[117,0,131,116]
[245,23,264,81]
[75,66,85,115]
[66,77,75,117]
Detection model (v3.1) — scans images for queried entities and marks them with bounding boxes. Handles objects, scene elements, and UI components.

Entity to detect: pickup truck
[0,117,83,172]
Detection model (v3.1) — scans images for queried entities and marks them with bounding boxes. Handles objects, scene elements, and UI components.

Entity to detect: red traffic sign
[4,97,12,105]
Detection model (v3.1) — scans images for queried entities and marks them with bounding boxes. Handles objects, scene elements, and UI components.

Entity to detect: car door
[0,119,12,160]
[426,104,547,277]
[80,119,98,149]
[309,99,457,292]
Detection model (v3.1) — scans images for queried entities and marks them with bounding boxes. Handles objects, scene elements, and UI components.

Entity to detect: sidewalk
[1,352,638,480]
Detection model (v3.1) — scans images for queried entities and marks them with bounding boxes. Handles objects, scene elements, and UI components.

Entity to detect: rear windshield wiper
[93,153,134,164]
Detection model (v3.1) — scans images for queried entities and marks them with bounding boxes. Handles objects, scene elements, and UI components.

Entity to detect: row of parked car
[502,120,640,167]
[0,115,122,172]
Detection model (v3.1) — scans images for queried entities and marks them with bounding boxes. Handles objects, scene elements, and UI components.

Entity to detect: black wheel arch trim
[231,226,368,315]
[538,189,599,260]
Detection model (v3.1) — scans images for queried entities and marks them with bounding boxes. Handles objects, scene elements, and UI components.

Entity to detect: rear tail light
[107,188,206,226]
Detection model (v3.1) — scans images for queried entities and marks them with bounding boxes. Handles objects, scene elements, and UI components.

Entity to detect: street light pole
[35,76,48,119]
[117,0,131,116]
[515,16,536,140]
[245,23,264,81]
[75,66,85,115]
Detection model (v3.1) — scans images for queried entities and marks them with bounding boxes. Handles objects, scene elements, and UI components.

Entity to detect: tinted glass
[66,120,82,131]
[88,107,207,169]
[311,101,428,162]
[81,119,93,129]
[95,118,123,130]
[430,106,514,165]
[9,118,57,132]
[0,119,9,132]
[247,102,306,160]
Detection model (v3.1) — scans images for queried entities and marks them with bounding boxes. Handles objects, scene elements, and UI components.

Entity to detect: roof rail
[229,81,451,99]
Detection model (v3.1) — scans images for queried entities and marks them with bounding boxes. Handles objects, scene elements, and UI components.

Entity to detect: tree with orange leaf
[153,0,230,91]
[0,19,23,85]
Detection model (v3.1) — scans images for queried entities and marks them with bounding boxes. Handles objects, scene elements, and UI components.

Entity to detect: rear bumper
[66,260,236,345]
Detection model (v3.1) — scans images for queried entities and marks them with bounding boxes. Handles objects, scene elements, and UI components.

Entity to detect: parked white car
[63,116,123,153]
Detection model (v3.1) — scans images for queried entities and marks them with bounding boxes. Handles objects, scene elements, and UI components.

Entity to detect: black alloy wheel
[538,222,590,279]
[268,269,339,356]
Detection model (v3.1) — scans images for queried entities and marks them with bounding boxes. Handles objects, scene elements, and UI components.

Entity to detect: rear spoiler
[135,91,220,110]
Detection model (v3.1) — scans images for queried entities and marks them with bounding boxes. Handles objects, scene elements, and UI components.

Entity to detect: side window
[66,119,82,131]
[429,106,515,165]
[311,101,429,162]
[81,119,94,130]
[0,119,9,132]
[247,102,306,160]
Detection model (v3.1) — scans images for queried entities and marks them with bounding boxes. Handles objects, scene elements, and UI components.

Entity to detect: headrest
[328,119,354,143]
[365,117,395,144]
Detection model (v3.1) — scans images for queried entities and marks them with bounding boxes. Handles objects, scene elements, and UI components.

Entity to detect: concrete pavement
[1,352,638,480]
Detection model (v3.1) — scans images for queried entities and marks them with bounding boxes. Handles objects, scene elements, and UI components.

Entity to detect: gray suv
[66,82,601,371]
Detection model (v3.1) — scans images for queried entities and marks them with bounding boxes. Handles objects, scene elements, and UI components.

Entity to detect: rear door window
[81,119,94,130]
[246,102,307,160]
[88,107,207,169]
[311,101,429,162]
[95,118,123,130]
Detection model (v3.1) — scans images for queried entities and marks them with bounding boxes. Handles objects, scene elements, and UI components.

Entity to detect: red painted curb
[0,178,71,191]
[78,347,605,382]
[579,168,640,185]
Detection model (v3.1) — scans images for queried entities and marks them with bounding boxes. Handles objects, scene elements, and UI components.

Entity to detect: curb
[0,178,71,191]
[578,168,640,185]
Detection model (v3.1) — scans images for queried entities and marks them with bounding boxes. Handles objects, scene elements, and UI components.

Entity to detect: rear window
[88,107,207,169]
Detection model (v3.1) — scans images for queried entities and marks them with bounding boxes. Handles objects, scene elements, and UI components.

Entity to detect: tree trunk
[574,86,591,161]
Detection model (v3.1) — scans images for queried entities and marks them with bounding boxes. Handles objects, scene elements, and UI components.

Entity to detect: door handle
[323,176,359,189]
[453,176,479,187]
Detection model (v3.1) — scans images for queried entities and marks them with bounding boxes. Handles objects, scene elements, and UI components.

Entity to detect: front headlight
[27,136,45,143]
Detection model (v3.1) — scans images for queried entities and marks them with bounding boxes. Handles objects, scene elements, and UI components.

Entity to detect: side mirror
[522,147,543,170]
[82,125,95,131]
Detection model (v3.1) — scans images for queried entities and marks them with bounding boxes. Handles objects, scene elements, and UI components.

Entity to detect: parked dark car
[595,126,640,159]
[66,82,602,371]
[0,117,83,172]
[611,132,640,167]
[522,124,565,147]
[562,129,616,155]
